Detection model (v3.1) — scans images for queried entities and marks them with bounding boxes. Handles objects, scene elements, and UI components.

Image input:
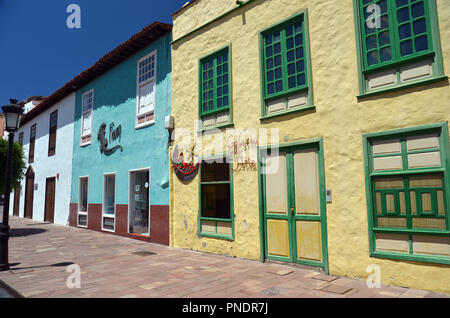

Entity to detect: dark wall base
[69,202,169,245]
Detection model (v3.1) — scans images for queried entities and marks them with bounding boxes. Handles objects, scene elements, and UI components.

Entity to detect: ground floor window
[78,177,88,227]
[199,157,234,240]
[364,123,450,265]
[102,173,116,232]
[129,170,150,235]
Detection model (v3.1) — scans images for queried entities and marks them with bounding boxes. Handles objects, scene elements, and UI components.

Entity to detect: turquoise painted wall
[70,32,171,206]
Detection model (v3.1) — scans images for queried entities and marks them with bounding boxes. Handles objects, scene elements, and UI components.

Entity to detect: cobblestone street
[0,213,448,298]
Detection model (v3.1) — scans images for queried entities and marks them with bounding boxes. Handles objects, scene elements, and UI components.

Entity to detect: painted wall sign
[171,144,199,181]
[227,135,258,172]
[98,122,123,155]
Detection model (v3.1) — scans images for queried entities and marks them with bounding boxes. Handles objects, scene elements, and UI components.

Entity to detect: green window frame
[198,156,234,240]
[259,10,314,119]
[199,47,232,117]
[363,122,450,265]
[353,0,447,97]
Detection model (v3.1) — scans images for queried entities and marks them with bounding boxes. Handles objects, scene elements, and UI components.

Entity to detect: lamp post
[0,99,24,271]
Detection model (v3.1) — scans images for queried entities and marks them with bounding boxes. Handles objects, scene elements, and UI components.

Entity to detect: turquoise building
[69,22,172,245]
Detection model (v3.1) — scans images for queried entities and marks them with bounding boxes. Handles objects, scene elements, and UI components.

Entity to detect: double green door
[260,142,328,272]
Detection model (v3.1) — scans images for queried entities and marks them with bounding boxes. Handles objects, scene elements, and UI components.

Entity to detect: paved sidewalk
[0,215,448,298]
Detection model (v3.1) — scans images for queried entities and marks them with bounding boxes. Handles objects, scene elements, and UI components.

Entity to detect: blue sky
[0,0,188,109]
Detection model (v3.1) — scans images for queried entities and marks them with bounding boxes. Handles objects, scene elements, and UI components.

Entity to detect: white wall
[9,93,75,226]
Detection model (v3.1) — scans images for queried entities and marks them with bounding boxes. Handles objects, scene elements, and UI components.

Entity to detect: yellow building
[170,0,450,293]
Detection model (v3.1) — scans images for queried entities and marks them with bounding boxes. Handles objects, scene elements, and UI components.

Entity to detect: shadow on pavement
[8,262,75,271]
[10,228,47,237]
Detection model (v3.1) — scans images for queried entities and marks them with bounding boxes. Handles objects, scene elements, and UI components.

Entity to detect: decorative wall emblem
[98,122,123,155]
[171,144,199,181]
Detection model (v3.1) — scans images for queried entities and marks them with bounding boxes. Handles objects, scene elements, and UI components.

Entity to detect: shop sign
[171,144,199,181]
[98,122,123,155]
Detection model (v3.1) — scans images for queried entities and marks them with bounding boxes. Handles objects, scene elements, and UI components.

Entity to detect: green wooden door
[261,141,329,272]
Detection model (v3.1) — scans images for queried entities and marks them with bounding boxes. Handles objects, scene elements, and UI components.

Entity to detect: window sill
[199,232,234,241]
[80,142,91,147]
[199,121,234,133]
[260,105,315,121]
[358,75,448,99]
[371,251,450,266]
[135,120,155,130]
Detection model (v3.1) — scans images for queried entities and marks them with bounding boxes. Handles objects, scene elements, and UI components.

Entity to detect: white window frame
[136,51,157,129]
[128,167,151,236]
[78,176,89,228]
[81,89,94,146]
[102,172,116,233]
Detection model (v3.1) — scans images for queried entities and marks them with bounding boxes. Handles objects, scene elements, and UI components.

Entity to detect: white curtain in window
[138,81,155,115]
[82,111,92,136]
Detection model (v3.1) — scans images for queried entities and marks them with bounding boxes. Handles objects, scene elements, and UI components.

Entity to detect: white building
[9,94,75,225]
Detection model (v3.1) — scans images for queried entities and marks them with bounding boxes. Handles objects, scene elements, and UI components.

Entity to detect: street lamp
[0,99,24,271]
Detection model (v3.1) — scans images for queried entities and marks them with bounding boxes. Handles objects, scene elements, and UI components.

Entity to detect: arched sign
[171,144,199,181]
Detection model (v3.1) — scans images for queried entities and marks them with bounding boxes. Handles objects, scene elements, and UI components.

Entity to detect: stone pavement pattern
[0,215,449,298]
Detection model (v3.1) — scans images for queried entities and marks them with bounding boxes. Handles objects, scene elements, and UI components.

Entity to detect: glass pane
[400,40,413,56]
[367,50,378,65]
[415,35,428,52]
[399,23,411,39]
[201,184,231,219]
[288,76,296,88]
[275,67,282,79]
[201,161,230,182]
[379,31,390,46]
[295,34,303,46]
[411,1,425,18]
[129,171,149,235]
[297,60,304,72]
[286,38,294,50]
[397,7,410,23]
[366,35,377,49]
[79,178,88,212]
[276,80,283,92]
[297,73,306,86]
[380,46,392,62]
[288,63,295,75]
[413,18,426,35]
[104,175,115,215]
[380,15,389,29]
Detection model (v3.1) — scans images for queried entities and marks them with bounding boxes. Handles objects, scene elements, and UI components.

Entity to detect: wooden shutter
[48,110,58,156]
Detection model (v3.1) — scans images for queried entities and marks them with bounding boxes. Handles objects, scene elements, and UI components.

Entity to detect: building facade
[68,23,172,245]
[170,0,450,293]
[8,95,76,225]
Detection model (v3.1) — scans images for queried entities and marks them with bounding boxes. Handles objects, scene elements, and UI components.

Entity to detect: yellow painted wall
[170,0,450,293]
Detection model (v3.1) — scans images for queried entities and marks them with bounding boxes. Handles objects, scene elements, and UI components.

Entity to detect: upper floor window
[260,10,314,119]
[28,124,36,163]
[354,0,446,96]
[199,46,233,130]
[136,51,157,128]
[81,89,94,145]
[48,110,58,156]
[18,132,24,147]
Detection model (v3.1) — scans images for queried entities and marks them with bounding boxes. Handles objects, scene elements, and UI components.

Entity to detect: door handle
[291,207,295,217]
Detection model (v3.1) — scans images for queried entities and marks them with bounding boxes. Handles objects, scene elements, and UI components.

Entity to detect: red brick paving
[0,215,449,298]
